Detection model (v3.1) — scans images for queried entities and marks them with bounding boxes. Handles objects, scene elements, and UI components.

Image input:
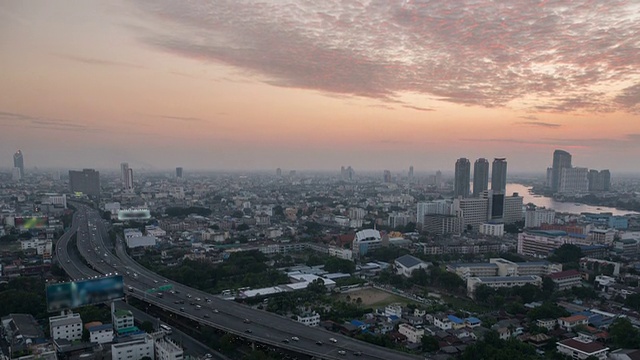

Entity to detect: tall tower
[491,158,508,193]
[408,165,414,179]
[473,158,489,197]
[552,150,572,192]
[176,167,183,178]
[120,163,133,190]
[454,158,471,198]
[13,150,24,179]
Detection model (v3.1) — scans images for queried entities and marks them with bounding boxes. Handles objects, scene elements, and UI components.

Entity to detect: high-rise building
[559,167,588,194]
[551,150,572,192]
[176,167,183,178]
[383,170,392,183]
[435,170,442,189]
[13,150,24,179]
[69,169,101,196]
[276,168,282,177]
[408,166,414,180]
[588,169,611,192]
[491,158,507,193]
[454,158,471,198]
[120,163,133,190]
[473,158,489,197]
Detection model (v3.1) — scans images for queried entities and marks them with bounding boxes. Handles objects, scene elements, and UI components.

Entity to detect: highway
[66,203,422,360]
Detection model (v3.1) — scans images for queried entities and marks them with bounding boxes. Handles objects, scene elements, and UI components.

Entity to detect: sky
[1,0,639,173]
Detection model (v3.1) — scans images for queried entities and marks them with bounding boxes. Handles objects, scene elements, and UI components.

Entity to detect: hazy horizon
[2,1,639,172]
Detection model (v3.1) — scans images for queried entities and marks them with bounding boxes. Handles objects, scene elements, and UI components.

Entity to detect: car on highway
[281,339,289,343]
[316,341,323,346]
[195,297,201,301]
[203,314,210,318]
[330,338,338,343]
[180,307,185,312]
[195,305,202,309]
[245,329,252,333]
[291,336,299,341]
[213,309,219,313]
[353,351,363,356]
[338,350,346,355]
[243,319,251,324]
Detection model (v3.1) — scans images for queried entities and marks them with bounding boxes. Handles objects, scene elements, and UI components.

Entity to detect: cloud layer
[131,0,640,112]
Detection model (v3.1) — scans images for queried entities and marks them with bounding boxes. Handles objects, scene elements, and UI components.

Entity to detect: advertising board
[46,275,124,312]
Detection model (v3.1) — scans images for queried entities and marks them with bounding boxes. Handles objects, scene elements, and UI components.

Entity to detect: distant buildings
[352,229,382,257]
[49,312,82,342]
[454,158,471,198]
[525,207,555,228]
[559,167,589,194]
[473,158,489,197]
[588,169,611,192]
[69,169,101,196]
[175,167,183,179]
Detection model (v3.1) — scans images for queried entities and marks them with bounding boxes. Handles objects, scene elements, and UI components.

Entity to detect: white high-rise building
[559,167,589,194]
[416,200,454,225]
[453,197,489,231]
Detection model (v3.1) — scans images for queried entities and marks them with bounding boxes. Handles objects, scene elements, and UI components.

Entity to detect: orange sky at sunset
[1,1,639,173]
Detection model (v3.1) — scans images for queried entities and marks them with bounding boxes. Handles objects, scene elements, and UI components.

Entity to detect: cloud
[463,134,640,149]
[56,54,144,69]
[156,115,206,122]
[615,83,640,112]
[0,111,94,132]
[517,121,561,128]
[128,0,640,113]
[403,105,435,112]
[519,115,539,120]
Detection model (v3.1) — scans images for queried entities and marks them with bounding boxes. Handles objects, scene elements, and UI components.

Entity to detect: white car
[291,336,299,341]
[330,338,338,343]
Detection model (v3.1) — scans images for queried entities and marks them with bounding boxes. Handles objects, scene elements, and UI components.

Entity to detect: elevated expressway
[63,203,422,360]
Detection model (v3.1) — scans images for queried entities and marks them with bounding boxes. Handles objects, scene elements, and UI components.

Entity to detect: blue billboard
[46,275,124,312]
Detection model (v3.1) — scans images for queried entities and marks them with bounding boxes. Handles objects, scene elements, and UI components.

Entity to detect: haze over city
[1,0,639,172]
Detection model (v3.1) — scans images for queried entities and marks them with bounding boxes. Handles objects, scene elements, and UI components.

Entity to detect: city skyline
[1,1,640,172]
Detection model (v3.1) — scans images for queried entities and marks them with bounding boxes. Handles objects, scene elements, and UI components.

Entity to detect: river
[505,183,639,216]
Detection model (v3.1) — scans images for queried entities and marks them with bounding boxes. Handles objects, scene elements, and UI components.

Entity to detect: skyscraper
[551,150,572,192]
[491,158,507,193]
[13,150,24,179]
[383,170,392,183]
[176,167,183,178]
[69,169,101,196]
[120,163,133,190]
[454,158,471,198]
[408,165,414,180]
[473,158,489,197]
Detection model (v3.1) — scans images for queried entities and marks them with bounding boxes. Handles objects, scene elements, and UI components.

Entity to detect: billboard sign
[46,275,124,312]
[118,209,151,221]
[15,216,49,229]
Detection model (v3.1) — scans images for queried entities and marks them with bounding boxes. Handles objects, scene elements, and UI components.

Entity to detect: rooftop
[558,338,608,354]
[395,254,425,269]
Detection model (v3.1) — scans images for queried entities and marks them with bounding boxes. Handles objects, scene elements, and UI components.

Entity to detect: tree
[138,321,155,333]
[102,211,112,221]
[548,244,583,264]
[236,223,250,231]
[421,335,440,352]
[609,318,640,349]
[220,334,236,354]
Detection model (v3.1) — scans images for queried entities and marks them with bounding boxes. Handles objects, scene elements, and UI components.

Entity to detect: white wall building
[352,229,382,257]
[453,198,489,231]
[328,246,353,260]
[124,229,156,248]
[480,223,504,237]
[398,324,424,344]
[112,309,134,332]
[49,312,83,342]
[155,337,184,360]
[503,195,524,224]
[467,276,542,298]
[384,303,403,319]
[111,334,154,360]
[20,239,52,256]
[394,255,430,277]
[556,336,609,360]
[296,312,320,327]
[525,208,555,228]
[89,324,114,344]
[559,167,589,194]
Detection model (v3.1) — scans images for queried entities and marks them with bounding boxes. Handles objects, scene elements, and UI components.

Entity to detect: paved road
[68,202,423,360]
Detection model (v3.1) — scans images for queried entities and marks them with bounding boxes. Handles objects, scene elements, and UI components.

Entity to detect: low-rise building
[398,323,424,344]
[558,315,588,331]
[394,255,430,277]
[155,336,184,360]
[480,223,504,237]
[88,324,114,344]
[433,314,452,331]
[112,310,134,333]
[296,312,320,327]
[49,312,83,341]
[467,276,542,298]
[547,269,582,291]
[384,303,403,319]
[536,318,556,331]
[556,336,609,360]
[111,334,154,360]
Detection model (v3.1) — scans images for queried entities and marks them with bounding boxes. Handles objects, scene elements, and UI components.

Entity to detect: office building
[503,193,524,224]
[491,158,507,193]
[447,258,561,280]
[13,150,24,179]
[408,165,414,180]
[467,276,542,298]
[352,229,382,257]
[88,324,114,344]
[517,230,572,258]
[559,167,589,194]
[453,197,489,231]
[473,158,489,197]
[69,169,101,196]
[454,158,471,198]
[480,223,504,237]
[416,200,455,225]
[525,207,556,228]
[175,167,183,178]
[49,311,83,341]
[423,214,461,235]
[551,150,572,192]
[588,169,611,192]
[120,163,133,191]
[12,167,22,181]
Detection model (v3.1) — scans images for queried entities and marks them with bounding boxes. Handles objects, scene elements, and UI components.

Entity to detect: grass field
[338,287,418,308]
